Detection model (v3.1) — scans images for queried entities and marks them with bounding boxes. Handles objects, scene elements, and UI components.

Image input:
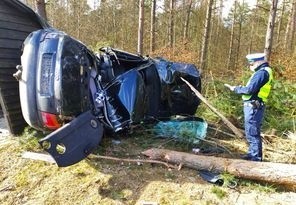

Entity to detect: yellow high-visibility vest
[242,67,273,102]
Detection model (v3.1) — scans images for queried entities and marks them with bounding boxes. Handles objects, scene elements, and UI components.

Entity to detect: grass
[211,186,227,199]
[220,172,237,188]
[18,127,45,152]
[1,124,296,205]
[1,76,296,204]
[239,179,277,193]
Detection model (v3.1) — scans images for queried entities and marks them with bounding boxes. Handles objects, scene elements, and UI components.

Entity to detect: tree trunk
[169,0,175,48]
[214,0,223,45]
[35,0,47,21]
[183,0,193,41]
[276,2,285,47]
[227,0,237,70]
[138,0,145,55]
[142,148,296,188]
[218,0,223,26]
[284,2,291,51]
[264,0,278,61]
[150,0,156,53]
[248,0,258,53]
[199,0,214,71]
[211,0,223,64]
[235,1,243,69]
[288,0,296,52]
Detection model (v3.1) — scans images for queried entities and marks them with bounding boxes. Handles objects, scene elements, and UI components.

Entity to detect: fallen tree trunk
[142,148,296,188]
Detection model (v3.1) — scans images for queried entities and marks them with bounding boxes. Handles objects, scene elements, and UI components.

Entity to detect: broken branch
[88,154,177,169]
[181,77,244,139]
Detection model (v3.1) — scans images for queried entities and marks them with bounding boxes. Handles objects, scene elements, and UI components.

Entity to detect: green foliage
[110,189,132,200]
[18,127,45,152]
[265,80,296,133]
[164,171,176,180]
[240,179,277,193]
[220,172,237,188]
[196,79,244,125]
[211,186,227,199]
[198,77,295,136]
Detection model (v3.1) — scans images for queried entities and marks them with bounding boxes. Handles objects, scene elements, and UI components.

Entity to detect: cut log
[181,77,244,139]
[142,148,296,188]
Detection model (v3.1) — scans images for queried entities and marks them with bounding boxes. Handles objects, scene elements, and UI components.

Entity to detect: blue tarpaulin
[153,119,208,144]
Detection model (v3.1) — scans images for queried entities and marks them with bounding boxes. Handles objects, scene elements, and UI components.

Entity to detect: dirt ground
[1,117,296,205]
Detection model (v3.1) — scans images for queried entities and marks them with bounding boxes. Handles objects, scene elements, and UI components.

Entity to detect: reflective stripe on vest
[242,67,273,102]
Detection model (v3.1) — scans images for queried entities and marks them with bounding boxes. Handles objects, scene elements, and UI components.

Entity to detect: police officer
[224,53,273,161]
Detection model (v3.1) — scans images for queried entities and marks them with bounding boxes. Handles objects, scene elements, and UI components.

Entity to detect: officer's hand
[224,83,235,91]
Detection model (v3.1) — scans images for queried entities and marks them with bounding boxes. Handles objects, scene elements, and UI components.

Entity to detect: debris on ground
[153,118,207,144]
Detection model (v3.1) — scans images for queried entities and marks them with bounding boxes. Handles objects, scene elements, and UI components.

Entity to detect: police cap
[246,53,266,63]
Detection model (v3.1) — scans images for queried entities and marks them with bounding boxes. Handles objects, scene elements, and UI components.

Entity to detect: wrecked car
[16,28,202,167]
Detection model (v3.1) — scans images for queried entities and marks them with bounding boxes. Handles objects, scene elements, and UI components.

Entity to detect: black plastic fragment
[39,111,103,167]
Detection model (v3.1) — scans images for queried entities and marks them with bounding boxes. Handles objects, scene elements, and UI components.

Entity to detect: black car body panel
[20,28,202,166]
[153,58,201,117]
[104,69,146,131]
[39,111,103,167]
[20,29,95,131]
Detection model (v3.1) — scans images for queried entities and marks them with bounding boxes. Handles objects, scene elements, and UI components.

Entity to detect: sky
[223,0,257,18]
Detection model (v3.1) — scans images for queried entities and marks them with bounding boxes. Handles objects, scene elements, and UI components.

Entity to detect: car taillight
[41,112,61,130]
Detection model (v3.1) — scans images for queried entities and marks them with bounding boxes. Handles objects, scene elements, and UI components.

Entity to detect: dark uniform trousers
[243,102,265,161]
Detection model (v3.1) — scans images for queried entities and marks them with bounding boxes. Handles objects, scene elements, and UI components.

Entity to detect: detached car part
[18,28,201,166]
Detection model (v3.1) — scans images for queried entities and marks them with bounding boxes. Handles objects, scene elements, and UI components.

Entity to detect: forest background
[1,1,296,204]
[24,0,295,137]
